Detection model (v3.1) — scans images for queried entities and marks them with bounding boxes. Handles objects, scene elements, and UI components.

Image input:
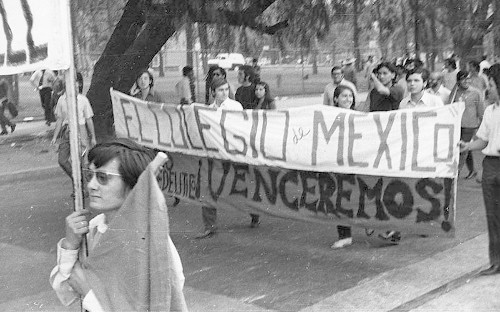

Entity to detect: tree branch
[187,0,286,35]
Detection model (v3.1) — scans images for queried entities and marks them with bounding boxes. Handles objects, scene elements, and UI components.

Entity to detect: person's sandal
[195,228,217,239]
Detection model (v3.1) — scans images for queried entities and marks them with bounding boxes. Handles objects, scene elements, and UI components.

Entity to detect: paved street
[0,137,497,311]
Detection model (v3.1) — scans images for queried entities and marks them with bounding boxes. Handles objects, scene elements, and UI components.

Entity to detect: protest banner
[0,0,71,75]
[111,89,464,235]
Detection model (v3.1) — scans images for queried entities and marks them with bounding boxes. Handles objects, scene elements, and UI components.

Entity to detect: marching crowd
[12,54,498,310]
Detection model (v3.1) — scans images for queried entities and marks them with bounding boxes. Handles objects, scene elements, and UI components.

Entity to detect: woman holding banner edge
[459,64,500,276]
[327,85,366,249]
[49,139,188,310]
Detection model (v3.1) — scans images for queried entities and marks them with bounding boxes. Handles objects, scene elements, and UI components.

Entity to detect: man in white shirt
[426,71,451,104]
[197,78,261,238]
[323,66,357,106]
[209,77,243,110]
[30,68,56,125]
[400,68,444,109]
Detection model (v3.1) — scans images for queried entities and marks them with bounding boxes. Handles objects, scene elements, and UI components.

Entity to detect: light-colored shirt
[399,92,444,110]
[323,79,358,106]
[30,69,56,89]
[209,97,243,110]
[175,76,192,104]
[475,104,500,156]
[49,214,185,312]
[449,87,484,128]
[426,85,451,105]
[442,69,459,91]
[55,93,94,126]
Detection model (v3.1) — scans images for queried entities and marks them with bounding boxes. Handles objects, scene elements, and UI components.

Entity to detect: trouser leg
[481,157,500,266]
[201,206,217,231]
[40,88,53,122]
[337,225,352,239]
[0,107,8,132]
[58,129,72,178]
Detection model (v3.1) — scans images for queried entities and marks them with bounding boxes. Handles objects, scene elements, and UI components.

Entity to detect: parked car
[208,53,245,71]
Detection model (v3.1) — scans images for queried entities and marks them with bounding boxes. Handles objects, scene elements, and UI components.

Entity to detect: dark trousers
[481,156,500,266]
[39,87,54,122]
[201,206,217,231]
[201,206,260,230]
[0,103,14,132]
[459,127,477,173]
[57,125,72,178]
[337,225,352,239]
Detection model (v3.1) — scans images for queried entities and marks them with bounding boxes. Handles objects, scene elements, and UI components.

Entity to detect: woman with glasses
[205,65,235,104]
[50,138,187,311]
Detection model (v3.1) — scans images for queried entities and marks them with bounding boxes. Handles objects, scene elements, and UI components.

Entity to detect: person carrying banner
[130,69,163,102]
[366,62,404,243]
[459,64,500,276]
[51,73,96,187]
[196,77,260,238]
[205,66,235,104]
[328,85,362,249]
[254,80,276,109]
[30,68,56,125]
[50,139,188,311]
[366,62,405,112]
[235,65,257,109]
[399,67,444,109]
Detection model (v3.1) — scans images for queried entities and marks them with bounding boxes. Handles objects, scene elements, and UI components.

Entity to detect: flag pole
[63,0,87,256]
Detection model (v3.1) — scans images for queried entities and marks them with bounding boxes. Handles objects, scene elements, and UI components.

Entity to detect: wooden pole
[64,0,87,249]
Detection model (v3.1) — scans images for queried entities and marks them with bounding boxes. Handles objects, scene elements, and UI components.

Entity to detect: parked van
[208,53,245,70]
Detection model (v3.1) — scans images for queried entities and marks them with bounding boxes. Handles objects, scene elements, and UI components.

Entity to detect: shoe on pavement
[0,130,7,135]
[465,171,478,180]
[10,124,15,133]
[479,265,500,276]
[331,237,353,249]
[195,228,217,239]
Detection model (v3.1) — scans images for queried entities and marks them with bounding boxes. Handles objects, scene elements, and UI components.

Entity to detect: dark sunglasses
[213,72,223,76]
[83,168,122,185]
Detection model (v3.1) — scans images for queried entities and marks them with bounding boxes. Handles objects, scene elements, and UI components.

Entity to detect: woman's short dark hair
[88,138,157,188]
[135,69,154,88]
[333,85,356,109]
[375,62,398,74]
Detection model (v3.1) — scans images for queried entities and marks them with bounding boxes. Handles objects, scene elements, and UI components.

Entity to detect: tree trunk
[186,21,194,66]
[429,11,438,71]
[86,0,171,141]
[353,0,361,71]
[399,0,409,55]
[414,0,420,59]
[197,22,209,73]
[158,48,165,77]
